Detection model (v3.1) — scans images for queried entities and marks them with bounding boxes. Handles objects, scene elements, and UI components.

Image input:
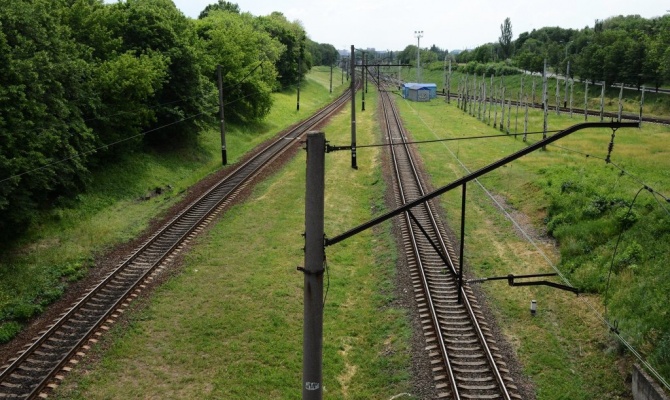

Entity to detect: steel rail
[381,86,460,399]
[379,82,513,399]
[0,87,354,400]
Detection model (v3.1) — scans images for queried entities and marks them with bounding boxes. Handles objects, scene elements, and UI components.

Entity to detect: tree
[106,0,216,147]
[198,0,240,19]
[308,42,338,66]
[0,0,96,239]
[64,0,171,160]
[196,10,280,122]
[254,12,309,88]
[471,43,495,63]
[499,17,513,59]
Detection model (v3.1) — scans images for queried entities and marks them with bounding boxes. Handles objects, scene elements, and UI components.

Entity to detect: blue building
[402,83,437,102]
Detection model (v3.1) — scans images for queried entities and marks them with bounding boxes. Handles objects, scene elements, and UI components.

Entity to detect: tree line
[455,14,670,90]
[0,0,339,241]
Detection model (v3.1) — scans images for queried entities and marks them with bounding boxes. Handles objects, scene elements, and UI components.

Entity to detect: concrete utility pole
[350,45,357,169]
[570,79,574,118]
[584,81,590,121]
[329,64,333,94]
[216,64,227,166]
[447,59,452,103]
[415,30,423,82]
[555,77,560,115]
[640,86,645,127]
[302,132,326,400]
[599,81,606,121]
[489,74,494,123]
[618,84,623,122]
[443,53,447,94]
[362,52,366,111]
[564,61,570,107]
[364,53,368,94]
[524,94,529,139]
[500,86,506,132]
[542,59,548,140]
[297,46,302,111]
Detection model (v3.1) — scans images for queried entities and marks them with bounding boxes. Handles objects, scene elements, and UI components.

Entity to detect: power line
[9,63,267,139]
[403,98,670,391]
[0,108,216,185]
[0,79,312,186]
[354,130,561,149]
[547,142,670,214]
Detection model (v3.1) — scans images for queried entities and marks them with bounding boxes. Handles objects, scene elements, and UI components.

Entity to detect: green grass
[0,66,349,343]
[393,94,670,397]
[54,82,416,399]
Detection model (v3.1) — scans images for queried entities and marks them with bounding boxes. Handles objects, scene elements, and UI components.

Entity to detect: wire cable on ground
[404,98,670,391]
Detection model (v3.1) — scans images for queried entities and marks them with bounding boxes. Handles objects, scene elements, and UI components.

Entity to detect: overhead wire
[546,142,670,216]
[603,186,646,321]
[0,108,217,185]
[355,129,560,149]
[403,97,670,391]
[1,76,302,185]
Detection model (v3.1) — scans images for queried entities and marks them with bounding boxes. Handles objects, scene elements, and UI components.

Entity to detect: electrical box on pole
[301,132,326,400]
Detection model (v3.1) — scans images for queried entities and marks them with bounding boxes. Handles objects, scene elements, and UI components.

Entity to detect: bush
[461,61,521,77]
[0,321,22,344]
[615,207,639,229]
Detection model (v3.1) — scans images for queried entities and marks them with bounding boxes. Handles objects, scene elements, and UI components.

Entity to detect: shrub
[615,207,639,229]
[0,321,22,344]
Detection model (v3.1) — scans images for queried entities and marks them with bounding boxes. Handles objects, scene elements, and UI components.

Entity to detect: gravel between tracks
[2,99,538,399]
[378,96,538,399]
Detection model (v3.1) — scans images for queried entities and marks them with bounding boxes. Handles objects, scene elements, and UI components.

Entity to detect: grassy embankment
[393,88,669,398]
[0,67,345,342]
[399,63,670,119]
[49,75,417,398]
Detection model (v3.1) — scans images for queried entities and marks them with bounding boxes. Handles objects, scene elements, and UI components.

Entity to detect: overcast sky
[118,1,669,52]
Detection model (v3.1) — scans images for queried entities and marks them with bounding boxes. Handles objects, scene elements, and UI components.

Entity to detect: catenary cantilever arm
[325,121,639,247]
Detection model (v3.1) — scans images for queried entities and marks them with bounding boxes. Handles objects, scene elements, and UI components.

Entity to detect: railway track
[378,80,521,399]
[0,88,353,400]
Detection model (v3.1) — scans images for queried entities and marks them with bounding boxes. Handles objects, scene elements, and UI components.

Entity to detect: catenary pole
[362,52,366,111]
[350,45,357,169]
[216,65,227,166]
[302,132,325,400]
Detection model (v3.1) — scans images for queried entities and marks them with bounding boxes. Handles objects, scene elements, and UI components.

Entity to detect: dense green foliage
[0,0,96,238]
[0,0,339,241]
[307,41,339,66]
[540,165,670,378]
[456,14,670,90]
[396,44,447,69]
[0,67,347,346]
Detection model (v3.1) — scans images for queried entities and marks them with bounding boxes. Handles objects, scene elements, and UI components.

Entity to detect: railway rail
[0,88,354,400]
[377,78,521,399]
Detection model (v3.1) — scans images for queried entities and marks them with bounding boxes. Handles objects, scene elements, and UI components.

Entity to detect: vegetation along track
[378,81,521,399]
[0,89,353,400]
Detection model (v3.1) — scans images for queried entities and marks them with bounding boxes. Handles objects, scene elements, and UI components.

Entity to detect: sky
[125,1,669,52]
